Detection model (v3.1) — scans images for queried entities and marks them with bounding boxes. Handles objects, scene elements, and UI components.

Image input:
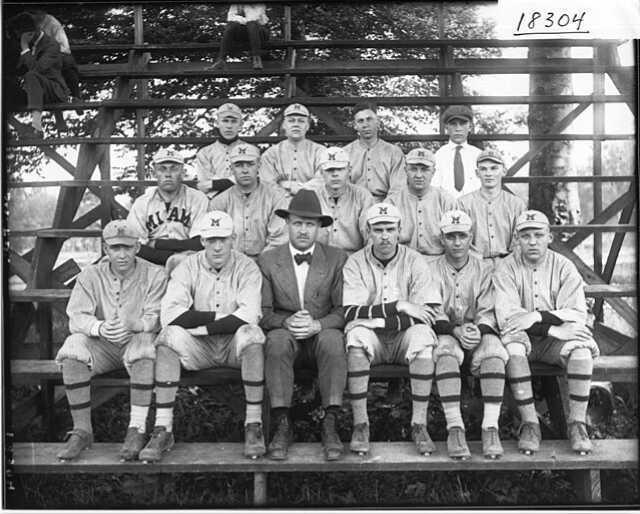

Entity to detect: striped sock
[436,355,463,430]
[506,354,537,424]
[347,348,370,426]
[410,357,434,425]
[62,358,92,433]
[154,345,181,432]
[567,348,593,423]
[242,343,265,426]
[480,357,505,430]
[129,358,154,432]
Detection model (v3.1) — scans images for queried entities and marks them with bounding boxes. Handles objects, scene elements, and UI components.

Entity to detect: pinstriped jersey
[161,250,262,327]
[343,138,406,200]
[312,182,375,255]
[260,139,326,193]
[386,186,457,256]
[194,139,245,199]
[343,244,440,307]
[67,257,167,336]
[457,189,527,258]
[431,254,497,330]
[127,185,210,245]
[209,182,289,258]
[493,248,588,329]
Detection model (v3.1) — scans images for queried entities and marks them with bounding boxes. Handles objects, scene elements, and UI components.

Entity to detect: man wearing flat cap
[195,103,247,200]
[210,142,289,259]
[127,147,210,273]
[55,219,168,462]
[260,103,326,199]
[433,105,482,198]
[258,189,349,462]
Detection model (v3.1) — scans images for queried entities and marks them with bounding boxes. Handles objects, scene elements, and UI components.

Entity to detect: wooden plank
[12,440,638,474]
[51,259,81,284]
[584,284,637,298]
[548,224,635,233]
[9,290,71,302]
[35,229,103,238]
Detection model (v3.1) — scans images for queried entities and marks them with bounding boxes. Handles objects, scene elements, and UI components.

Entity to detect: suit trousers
[219,21,269,57]
[5,70,67,112]
[265,327,347,409]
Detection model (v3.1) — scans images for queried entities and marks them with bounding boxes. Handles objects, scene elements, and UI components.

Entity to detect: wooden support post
[134,5,148,191]
[283,6,296,101]
[570,469,602,503]
[253,472,267,506]
[593,44,606,282]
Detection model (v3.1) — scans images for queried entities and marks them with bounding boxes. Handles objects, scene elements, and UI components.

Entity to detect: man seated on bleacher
[431,210,509,460]
[139,211,267,462]
[5,12,68,140]
[494,210,600,455]
[55,219,168,462]
[127,147,210,274]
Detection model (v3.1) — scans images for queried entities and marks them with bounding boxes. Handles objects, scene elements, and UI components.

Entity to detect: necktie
[294,253,312,265]
[454,145,464,192]
[237,5,245,16]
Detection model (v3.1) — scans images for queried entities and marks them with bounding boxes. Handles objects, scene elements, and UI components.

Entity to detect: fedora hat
[275,189,333,227]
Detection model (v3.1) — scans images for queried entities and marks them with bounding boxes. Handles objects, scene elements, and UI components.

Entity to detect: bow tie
[294,252,312,265]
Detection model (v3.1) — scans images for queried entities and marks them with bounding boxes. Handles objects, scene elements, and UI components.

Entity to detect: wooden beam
[296,87,349,135]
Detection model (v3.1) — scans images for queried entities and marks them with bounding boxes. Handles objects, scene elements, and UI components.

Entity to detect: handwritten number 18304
[516,12,587,34]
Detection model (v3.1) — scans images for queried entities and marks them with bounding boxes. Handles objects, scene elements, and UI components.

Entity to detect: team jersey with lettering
[312,182,375,255]
[127,185,210,244]
[343,138,406,200]
[260,139,326,192]
[457,189,527,258]
[194,139,245,199]
[161,249,262,326]
[433,142,482,198]
[209,182,288,257]
[386,186,457,256]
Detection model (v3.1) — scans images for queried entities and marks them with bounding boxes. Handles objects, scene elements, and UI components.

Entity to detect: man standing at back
[343,102,406,202]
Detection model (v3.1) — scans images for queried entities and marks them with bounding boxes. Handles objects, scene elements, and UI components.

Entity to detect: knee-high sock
[129,358,154,432]
[347,349,370,426]
[62,358,92,433]
[154,345,181,432]
[479,357,505,430]
[567,348,593,424]
[506,354,537,424]
[242,344,265,426]
[410,357,434,426]
[436,355,463,430]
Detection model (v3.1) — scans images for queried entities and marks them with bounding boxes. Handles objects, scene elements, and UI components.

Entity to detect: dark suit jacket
[16,32,67,93]
[257,242,348,331]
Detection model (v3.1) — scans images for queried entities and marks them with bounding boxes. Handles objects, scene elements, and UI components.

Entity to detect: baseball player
[431,210,509,459]
[343,102,406,202]
[494,210,600,455]
[138,211,267,462]
[343,203,440,456]
[127,147,210,272]
[209,142,289,258]
[260,103,326,198]
[386,148,457,262]
[311,146,375,255]
[458,149,527,265]
[54,219,167,462]
[433,105,482,198]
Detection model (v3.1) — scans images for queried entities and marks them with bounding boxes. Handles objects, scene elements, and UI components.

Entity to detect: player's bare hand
[20,32,32,50]
[396,301,435,325]
[454,323,480,350]
[548,322,592,342]
[289,182,302,195]
[502,312,541,335]
[100,319,130,344]
[196,180,211,193]
[279,180,292,192]
[120,318,144,333]
[344,318,384,333]
[187,326,208,337]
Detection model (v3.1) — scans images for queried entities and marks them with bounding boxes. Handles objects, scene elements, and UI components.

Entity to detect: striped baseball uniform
[127,185,210,244]
[458,189,527,259]
[194,139,245,199]
[386,186,457,256]
[433,142,482,198]
[312,182,375,255]
[343,138,406,200]
[209,181,289,258]
[260,139,326,193]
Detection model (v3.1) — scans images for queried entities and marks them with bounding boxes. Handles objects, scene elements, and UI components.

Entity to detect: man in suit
[257,189,348,461]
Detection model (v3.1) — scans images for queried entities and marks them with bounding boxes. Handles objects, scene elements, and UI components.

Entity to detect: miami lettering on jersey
[145,207,192,232]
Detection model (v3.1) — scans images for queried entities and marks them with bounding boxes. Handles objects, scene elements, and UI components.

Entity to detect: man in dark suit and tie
[257,189,349,461]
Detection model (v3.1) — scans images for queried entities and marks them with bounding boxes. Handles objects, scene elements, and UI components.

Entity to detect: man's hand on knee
[548,322,592,342]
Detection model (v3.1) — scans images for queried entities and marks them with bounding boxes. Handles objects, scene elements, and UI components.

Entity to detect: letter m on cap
[238,147,247,154]
[526,213,536,221]
[451,215,460,224]
[211,218,220,227]
[379,207,388,215]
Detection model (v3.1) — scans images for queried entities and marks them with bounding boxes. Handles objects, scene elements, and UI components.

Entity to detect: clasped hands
[284,309,322,340]
[99,317,143,344]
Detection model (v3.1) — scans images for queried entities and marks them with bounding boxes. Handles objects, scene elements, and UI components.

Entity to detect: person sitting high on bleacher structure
[54,219,168,462]
[127,147,210,274]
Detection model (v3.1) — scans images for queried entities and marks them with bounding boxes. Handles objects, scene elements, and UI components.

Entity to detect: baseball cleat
[447,426,471,460]
[350,423,370,455]
[568,420,592,455]
[57,429,93,461]
[138,426,174,463]
[244,423,267,459]
[482,427,504,460]
[118,427,147,462]
[517,422,541,455]
[411,424,436,455]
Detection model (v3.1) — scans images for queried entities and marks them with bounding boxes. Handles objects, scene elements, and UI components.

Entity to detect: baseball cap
[319,147,350,170]
[217,103,242,119]
[439,210,473,234]
[284,103,310,117]
[366,203,402,225]
[442,105,473,124]
[153,147,184,165]
[406,148,436,166]
[477,149,504,165]
[103,219,139,245]
[229,143,260,163]
[192,211,234,238]
[515,210,550,231]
